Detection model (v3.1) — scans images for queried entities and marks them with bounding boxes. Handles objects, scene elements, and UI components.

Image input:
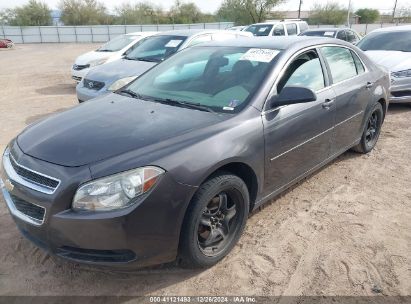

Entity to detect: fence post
[203,23,206,29]
[56,26,60,43]
[1,24,5,39]
[74,26,78,42]
[365,23,368,34]
[20,26,24,43]
[107,25,110,40]
[39,26,43,43]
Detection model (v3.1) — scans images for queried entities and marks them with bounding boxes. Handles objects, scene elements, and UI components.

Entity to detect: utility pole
[347,0,352,27]
[298,0,303,19]
[392,0,398,22]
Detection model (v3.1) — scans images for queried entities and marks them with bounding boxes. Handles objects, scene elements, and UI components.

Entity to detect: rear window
[301,30,336,37]
[321,46,357,83]
[286,24,298,36]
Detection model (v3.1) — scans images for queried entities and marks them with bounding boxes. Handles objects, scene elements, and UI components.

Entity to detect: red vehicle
[0,39,14,48]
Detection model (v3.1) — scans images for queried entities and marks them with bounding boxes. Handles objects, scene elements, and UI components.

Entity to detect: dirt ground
[0,44,410,297]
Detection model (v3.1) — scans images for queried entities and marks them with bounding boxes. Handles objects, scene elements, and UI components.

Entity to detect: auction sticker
[240,48,280,62]
[165,40,183,48]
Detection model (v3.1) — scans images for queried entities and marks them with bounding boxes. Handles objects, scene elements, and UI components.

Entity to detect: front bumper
[389,77,411,103]
[76,81,109,103]
[0,142,195,268]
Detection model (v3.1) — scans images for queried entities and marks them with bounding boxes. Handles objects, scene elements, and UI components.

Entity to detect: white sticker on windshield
[324,31,335,36]
[240,48,280,63]
[165,40,183,48]
[258,27,268,32]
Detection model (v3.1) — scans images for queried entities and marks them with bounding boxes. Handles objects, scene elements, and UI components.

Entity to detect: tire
[351,102,383,154]
[179,172,249,268]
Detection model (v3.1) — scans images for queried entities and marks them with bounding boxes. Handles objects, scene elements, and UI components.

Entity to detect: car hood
[75,50,114,65]
[17,94,224,167]
[364,50,411,72]
[85,58,157,84]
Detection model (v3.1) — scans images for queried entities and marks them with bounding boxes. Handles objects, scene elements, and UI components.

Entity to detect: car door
[285,23,298,36]
[272,24,285,36]
[262,48,336,194]
[336,30,347,41]
[319,46,371,154]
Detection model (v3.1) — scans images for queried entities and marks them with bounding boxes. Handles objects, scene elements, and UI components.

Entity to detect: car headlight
[72,166,164,212]
[89,58,108,67]
[108,76,137,91]
[391,69,411,78]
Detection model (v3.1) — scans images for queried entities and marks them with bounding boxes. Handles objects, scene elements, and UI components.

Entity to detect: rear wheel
[179,173,249,268]
[352,102,383,154]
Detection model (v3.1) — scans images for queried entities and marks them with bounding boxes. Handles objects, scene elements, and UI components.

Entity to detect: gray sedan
[1,37,389,268]
[76,29,252,102]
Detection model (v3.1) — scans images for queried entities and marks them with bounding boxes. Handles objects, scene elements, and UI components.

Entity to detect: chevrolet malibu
[1,37,389,268]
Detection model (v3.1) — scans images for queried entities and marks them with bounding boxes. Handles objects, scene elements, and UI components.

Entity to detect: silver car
[357,25,411,103]
[76,29,252,102]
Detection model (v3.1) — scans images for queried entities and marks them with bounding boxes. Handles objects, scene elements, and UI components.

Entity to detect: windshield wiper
[135,57,160,62]
[117,89,142,99]
[150,97,215,113]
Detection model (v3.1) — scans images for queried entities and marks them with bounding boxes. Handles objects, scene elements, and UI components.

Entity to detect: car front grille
[73,64,90,71]
[10,194,45,224]
[83,78,105,90]
[9,153,60,190]
[72,76,82,82]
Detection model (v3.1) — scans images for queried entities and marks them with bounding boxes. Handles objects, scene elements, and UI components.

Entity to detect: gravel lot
[0,44,410,296]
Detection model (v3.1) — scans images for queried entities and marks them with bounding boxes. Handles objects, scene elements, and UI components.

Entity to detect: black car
[0,37,390,268]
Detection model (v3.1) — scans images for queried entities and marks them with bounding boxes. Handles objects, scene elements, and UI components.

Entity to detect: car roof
[372,25,411,33]
[152,29,244,38]
[196,36,349,50]
[126,31,158,37]
[303,28,345,32]
[250,20,306,25]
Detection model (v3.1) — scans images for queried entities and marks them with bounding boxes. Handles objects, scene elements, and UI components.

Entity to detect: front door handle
[366,81,374,89]
[322,98,335,109]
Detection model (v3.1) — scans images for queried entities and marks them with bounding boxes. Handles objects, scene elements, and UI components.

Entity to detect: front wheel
[179,173,249,268]
[352,102,383,154]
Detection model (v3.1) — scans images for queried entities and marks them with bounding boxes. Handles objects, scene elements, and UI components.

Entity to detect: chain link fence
[0,22,235,43]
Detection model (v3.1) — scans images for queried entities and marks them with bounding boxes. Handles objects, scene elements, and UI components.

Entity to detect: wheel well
[207,162,258,212]
[377,98,387,120]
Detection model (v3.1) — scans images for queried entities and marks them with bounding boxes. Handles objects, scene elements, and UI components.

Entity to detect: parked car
[0,39,14,49]
[299,27,361,44]
[76,29,253,102]
[244,19,308,36]
[357,25,411,103]
[71,32,158,82]
[1,37,389,269]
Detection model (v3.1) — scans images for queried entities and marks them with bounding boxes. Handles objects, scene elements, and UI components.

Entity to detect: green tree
[355,8,380,24]
[5,0,52,26]
[114,2,164,24]
[169,1,202,24]
[217,0,283,25]
[59,0,109,25]
[309,2,347,25]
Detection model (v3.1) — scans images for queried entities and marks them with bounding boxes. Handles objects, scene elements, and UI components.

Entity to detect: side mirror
[270,86,317,108]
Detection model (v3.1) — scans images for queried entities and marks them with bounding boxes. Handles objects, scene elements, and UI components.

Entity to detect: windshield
[97,35,138,52]
[121,46,278,113]
[300,30,336,37]
[357,31,411,52]
[124,35,187,62]
[244,24,273,36]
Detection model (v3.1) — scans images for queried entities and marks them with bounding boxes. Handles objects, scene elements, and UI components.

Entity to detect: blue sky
[0,0,409,14]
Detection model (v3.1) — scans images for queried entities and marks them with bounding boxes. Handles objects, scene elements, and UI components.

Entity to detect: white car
[357,25,411,103]
[71,31,158,82]
[244,19,309,37]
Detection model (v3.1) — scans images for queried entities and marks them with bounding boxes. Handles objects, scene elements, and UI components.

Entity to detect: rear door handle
[322,98,335,109]
[366,81,374,89]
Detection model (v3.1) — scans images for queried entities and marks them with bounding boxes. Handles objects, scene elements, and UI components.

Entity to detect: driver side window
[277,50,325,93]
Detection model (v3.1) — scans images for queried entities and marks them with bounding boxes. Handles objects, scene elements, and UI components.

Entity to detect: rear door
[319,46,371,154]
[262,48,336,194]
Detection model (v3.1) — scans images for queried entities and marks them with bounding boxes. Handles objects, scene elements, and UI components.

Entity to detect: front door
[263,48,336,195]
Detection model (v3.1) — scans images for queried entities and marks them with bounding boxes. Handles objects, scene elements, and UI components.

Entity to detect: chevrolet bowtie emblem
[4,179,14,192]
